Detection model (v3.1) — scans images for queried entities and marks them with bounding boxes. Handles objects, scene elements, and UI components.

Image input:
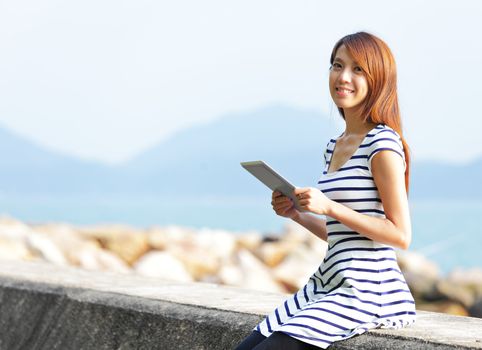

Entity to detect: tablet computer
[240,160,302,211]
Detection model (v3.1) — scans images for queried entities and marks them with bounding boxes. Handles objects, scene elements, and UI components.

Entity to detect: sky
[0,0,481,165]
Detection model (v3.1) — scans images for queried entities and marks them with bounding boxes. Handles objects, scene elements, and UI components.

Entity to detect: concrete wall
[0,260,481,350]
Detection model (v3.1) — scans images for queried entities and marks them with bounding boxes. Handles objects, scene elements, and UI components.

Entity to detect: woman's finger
[279,203,294,213]
[293,187,310,196]
[273,196,290,205]
[278,201,293,209]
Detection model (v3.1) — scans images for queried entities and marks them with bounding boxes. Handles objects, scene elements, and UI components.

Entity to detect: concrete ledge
[0,260,481,349]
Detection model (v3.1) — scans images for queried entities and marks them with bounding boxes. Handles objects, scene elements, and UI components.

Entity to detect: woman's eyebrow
[334,57,360,66]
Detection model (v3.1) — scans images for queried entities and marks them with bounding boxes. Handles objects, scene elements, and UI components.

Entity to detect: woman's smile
[335,87,355,97]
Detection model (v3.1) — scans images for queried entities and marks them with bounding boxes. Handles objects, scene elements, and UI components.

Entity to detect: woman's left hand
[293,187,332,215]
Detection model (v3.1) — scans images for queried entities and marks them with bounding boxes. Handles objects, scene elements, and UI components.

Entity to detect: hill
[0,105,480,199]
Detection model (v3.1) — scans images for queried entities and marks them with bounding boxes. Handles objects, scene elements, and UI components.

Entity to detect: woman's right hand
[271,191,300,219]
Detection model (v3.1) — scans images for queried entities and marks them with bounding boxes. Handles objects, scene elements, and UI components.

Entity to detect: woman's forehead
[334,45,356,64]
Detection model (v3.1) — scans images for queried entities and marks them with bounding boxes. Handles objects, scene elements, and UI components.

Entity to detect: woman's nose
[338,68,352,83]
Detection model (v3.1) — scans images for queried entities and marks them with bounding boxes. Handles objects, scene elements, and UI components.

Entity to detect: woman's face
[329,44,369,115]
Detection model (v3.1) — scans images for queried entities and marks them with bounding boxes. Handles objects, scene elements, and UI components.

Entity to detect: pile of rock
[397,251,482,317]
[0,215,481,318]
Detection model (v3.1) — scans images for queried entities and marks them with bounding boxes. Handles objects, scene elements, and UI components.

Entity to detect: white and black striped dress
[254,124,416,349]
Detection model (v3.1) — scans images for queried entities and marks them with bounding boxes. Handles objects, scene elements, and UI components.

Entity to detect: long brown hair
[330,31,411,195]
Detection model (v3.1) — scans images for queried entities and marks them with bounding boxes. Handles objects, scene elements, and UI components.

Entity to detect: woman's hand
[271,191,300,219]
[293,187,332,215]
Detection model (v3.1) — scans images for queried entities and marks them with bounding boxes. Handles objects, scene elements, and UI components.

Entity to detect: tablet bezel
[240,160,302,210]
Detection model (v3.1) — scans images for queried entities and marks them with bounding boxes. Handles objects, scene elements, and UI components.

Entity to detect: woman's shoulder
[366,124,406,172]
[371,124,403,142]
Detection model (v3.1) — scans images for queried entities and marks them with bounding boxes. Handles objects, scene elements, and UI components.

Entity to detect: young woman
[235,31,416,350]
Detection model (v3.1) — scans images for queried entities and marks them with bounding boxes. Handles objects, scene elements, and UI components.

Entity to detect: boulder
[168,244,220,281]
[446,267,482,299]
[25,231,68,265]
[146,225,196,250]
[0,237,34,261]
[133,250,193,282]
[0,216,32,241]
[416,300,468,317]
[468,297,482,318]
[218,259,244,287]
[235,248,285,294]
[396,250,440,298]
[79,225,150,265]
[73,245,131,273]
[435,279,475,308]
[236,231,263,253]
[255,241,293,268]
[272,245,321,293]
[193,228,237,261]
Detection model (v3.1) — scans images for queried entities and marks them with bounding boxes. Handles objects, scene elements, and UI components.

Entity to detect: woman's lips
[335,87,354,97]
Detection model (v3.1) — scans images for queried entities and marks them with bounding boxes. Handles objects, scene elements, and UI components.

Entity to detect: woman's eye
[354,66,363,73]
[332,63,342,69]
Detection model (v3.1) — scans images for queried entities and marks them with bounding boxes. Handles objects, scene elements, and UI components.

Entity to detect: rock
[236,232,262,253]
[168,244,220,281]
[193,228,237,261]
[262,235,280,243]
[218,260,244,286]
[306,235,328,260]
[280,222,328,259]
[281,222,311,245]
[446,268,482,299]
[73,245,131,273]
[256,241,292,268]
[133,251,193,282]
[234,248,285,294]
[33,223,99,264]
[416,301,469,317]
[31,223,130,273]
[0,216,32,241]
[25,231,68,265]
[0,237,34,261]
[396,250,440,298]
[272,245,321,293]
[435,279,475,308]
[80,225,150,265]
[146,225,196,250]
[152,227,237,281]
[468,298,482,318]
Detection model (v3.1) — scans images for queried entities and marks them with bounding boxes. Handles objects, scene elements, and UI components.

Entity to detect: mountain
[0,127,114,194]
[0,104,481,199]
[120,104,335,195]
[410,158,482,199]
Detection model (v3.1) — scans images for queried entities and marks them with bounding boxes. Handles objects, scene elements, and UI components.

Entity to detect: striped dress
[254,123,416,349]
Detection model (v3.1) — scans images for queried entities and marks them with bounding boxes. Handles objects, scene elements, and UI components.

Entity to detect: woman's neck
[342,112,378,137]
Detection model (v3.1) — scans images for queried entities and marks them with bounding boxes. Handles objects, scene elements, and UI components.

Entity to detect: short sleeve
[367,129,406,173]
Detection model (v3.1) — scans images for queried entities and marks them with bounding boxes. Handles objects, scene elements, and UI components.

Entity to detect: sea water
[0,194,480,274]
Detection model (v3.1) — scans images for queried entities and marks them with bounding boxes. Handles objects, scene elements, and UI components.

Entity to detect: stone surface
[1,260,482,350]
[1,216,481,317]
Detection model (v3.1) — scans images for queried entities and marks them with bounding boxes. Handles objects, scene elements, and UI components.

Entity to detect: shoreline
[0,215,481,318]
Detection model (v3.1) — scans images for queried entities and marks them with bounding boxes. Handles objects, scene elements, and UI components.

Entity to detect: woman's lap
[234,330,318,350]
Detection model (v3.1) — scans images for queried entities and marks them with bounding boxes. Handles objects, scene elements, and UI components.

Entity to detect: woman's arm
[291,212,328,242]
[271,190,328,241]
[294,150,412,250]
